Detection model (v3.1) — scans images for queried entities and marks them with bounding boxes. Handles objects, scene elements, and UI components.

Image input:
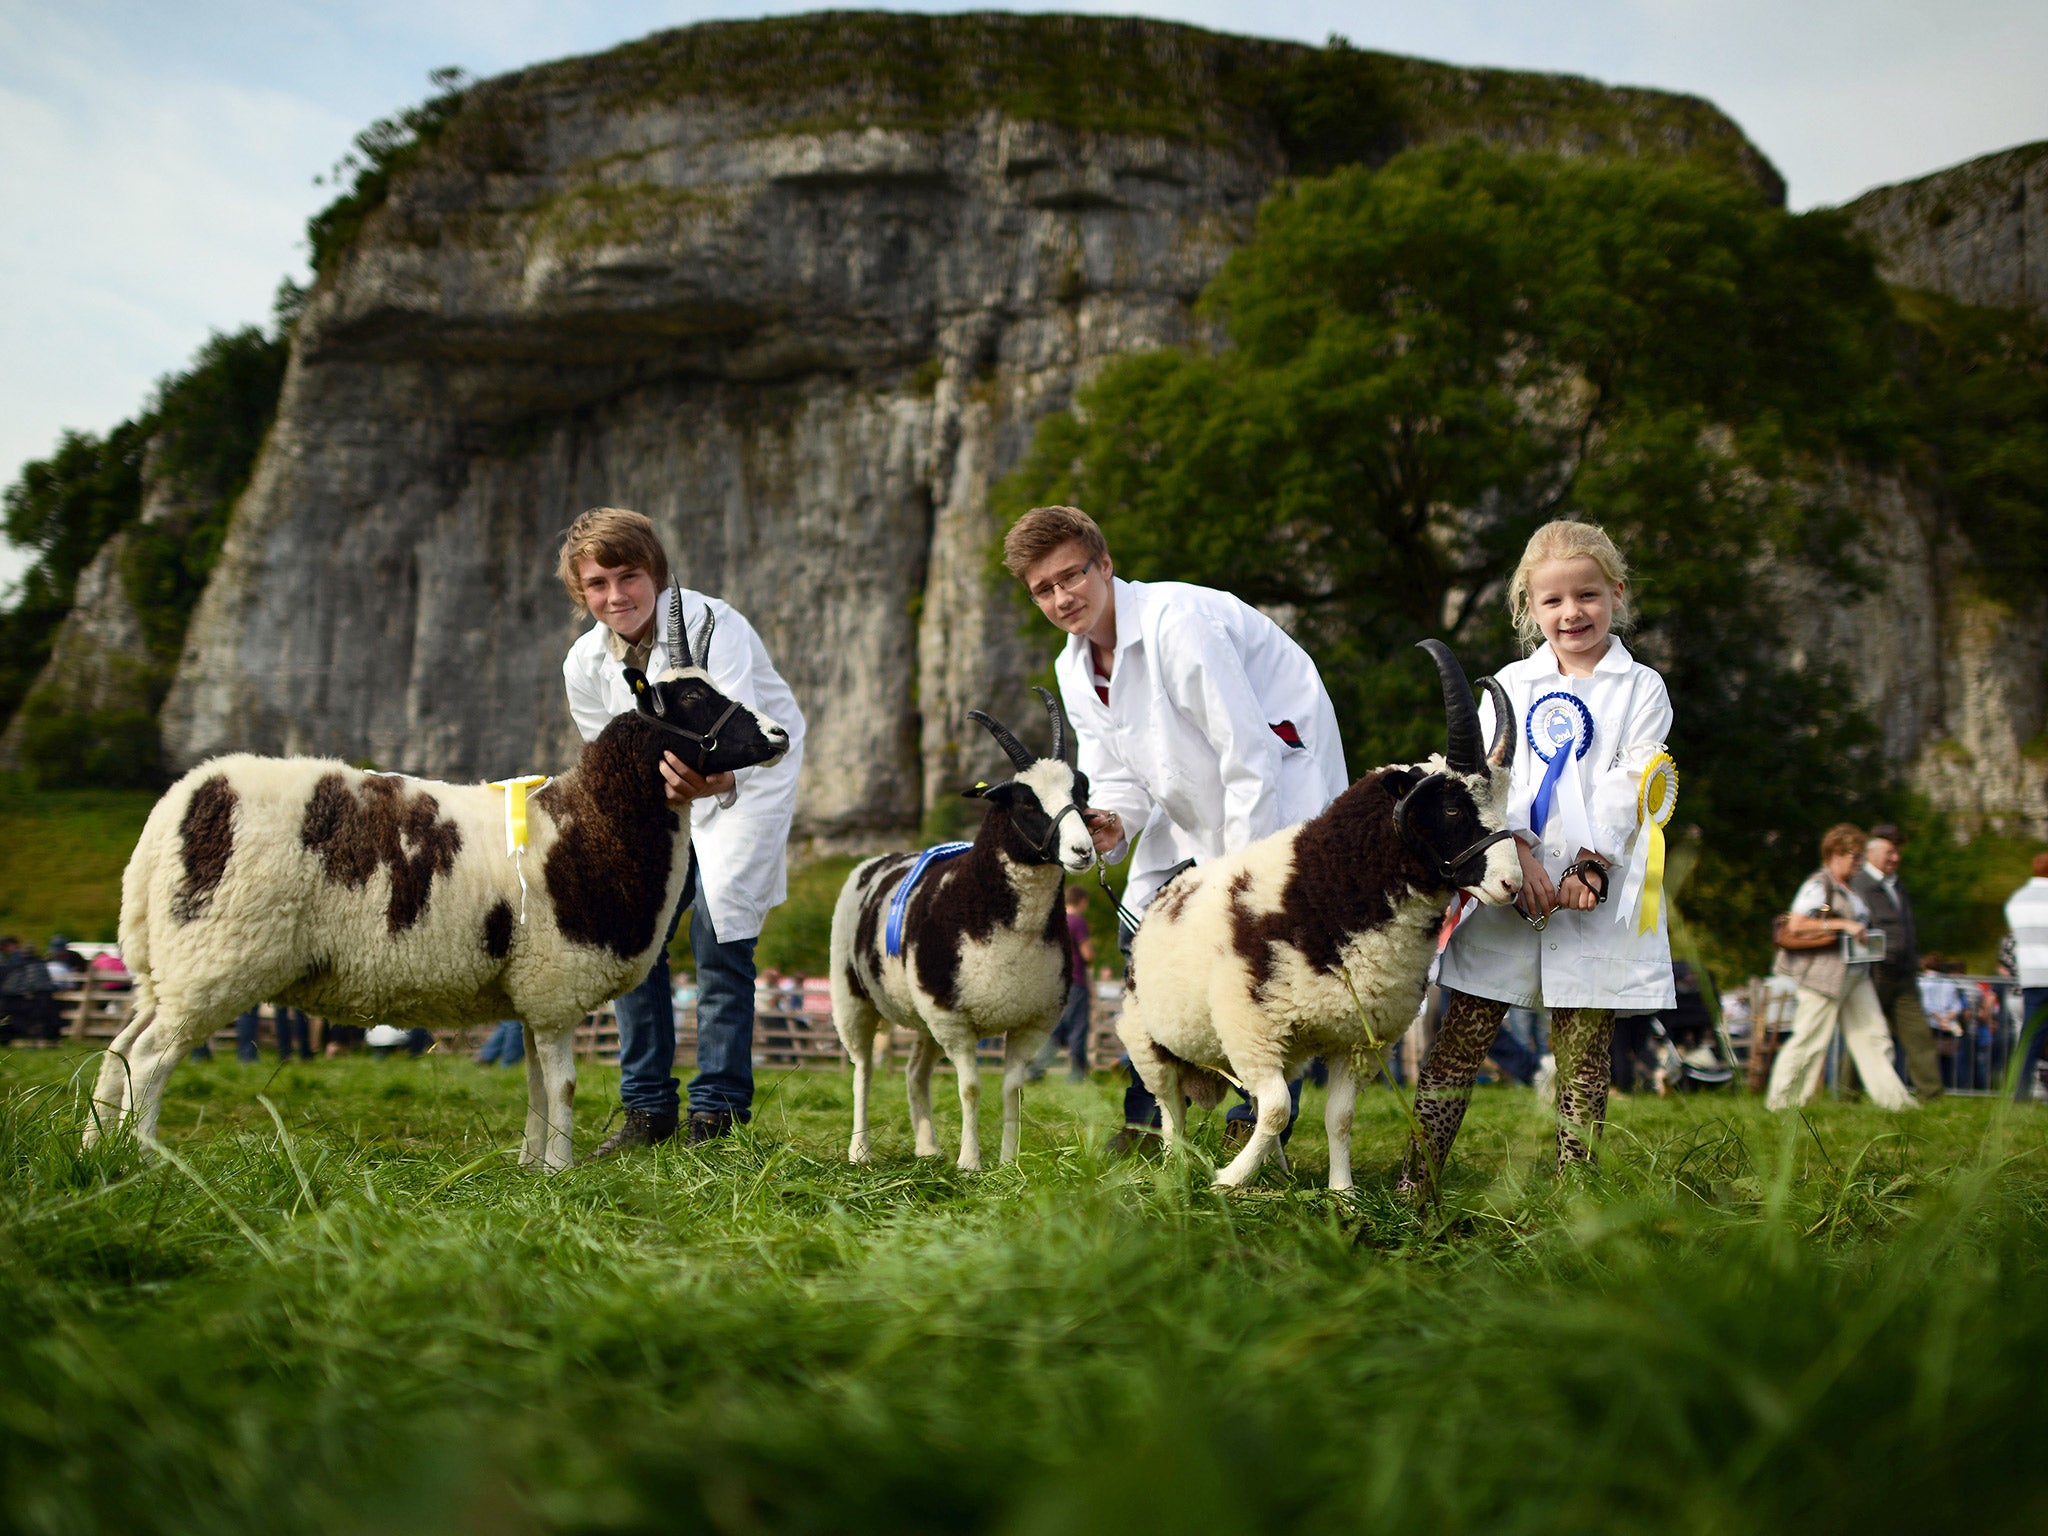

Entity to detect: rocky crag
[28,13,2038,839]
[1827,142,2048,835]
[1845,141,2047,317]
[142,12,1780,844]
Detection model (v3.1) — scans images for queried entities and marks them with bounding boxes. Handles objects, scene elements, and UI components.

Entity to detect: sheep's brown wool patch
[299,773,463,935]
[172,774,238,922]
[1228,771,1411,1001]
[853,854,914,982]
[534,721,677,960]
[483,900,514,960]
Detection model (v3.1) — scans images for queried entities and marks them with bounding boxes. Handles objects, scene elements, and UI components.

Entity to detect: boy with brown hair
[558,507,806,1153]
[1003,504,1348,1149]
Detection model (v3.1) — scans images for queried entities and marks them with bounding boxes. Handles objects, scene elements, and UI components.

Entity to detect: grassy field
[0,777,156,946]
[4,1045,2047,1535]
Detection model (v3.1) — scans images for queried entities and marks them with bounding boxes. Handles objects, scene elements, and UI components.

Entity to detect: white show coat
[1053,578,1349,914]
[1435,638,1676,1011]
[563,588,805,943]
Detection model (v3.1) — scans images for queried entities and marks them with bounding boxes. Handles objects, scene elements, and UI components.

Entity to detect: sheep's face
[966,760,1097,873]
[623,665,791,774]
[1386,756,1521,907]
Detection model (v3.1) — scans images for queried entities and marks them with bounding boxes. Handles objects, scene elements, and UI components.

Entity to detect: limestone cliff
[159,12,1782,842]
[1832,144,2048,834]
[1845,142,2047,318]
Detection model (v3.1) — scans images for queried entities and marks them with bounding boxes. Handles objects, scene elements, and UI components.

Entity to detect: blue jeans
[234,1009,262,1063]
[687,899,759,1119]
[476,1019,524,1065]
[614,857,698,1119]
[2013,988,2048,1102]
[613,856,761,1122]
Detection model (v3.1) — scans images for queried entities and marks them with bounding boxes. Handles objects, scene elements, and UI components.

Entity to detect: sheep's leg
[1214,1068,1293,1188]
[85,1000,155,1146]
[520,1025,547,1169]
[532,1024,578,1172]
[1118,1009,1183,1155]
[837,998,880,1164]
[905,1034,942,1158]
[124,1009,221,1146]
[1324,1054,1359,1192]
[941,1035,984,1172]
[998,1028,1046,1164]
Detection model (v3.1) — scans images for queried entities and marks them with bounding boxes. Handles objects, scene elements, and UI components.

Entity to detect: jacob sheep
[1114,641,1522,1190]
[830,688,1096,1169]
[86,595,789,1170]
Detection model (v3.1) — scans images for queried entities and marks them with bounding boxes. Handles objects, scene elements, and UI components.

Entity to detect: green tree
[996,142,1902,970]
[1,325,289,779]
[1894,288,2048,605]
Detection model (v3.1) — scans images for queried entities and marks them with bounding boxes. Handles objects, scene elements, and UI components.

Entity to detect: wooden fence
[23,980,1131,1074]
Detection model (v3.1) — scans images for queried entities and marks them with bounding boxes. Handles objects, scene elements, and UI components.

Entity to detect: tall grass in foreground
[3,1048,2045,1535]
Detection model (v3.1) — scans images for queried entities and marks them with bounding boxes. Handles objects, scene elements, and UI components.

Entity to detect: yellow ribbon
[1635,752,1678,935]
[490,775,551,923]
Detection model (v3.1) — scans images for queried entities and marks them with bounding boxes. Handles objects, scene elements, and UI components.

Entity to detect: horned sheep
[829,689,1097,1169]
[85,598,789,1171]
[1114,641,1523,1190]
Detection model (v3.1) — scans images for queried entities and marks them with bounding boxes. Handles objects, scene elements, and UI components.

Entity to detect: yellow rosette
[490,774,552,922]
[1633,752,1678,936]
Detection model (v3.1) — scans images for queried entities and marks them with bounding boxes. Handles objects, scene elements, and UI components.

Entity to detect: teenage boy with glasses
[1003,505,1349,1152]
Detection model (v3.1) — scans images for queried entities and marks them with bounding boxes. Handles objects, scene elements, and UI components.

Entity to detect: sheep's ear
[1381,766,1422,798]
[961,780,993,801]
[623,667,650,696]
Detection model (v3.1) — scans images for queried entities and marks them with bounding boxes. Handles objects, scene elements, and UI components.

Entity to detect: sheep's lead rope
[490,775,553,924]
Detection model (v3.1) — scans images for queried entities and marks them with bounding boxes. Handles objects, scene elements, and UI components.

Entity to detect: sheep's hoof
[847,1141,872,1165]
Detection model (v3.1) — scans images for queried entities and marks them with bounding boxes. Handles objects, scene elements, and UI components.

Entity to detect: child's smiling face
[577,556,659,641]
[1527,554,1621,672]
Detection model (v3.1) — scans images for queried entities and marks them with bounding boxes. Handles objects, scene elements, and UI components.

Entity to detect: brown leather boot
[586,1107,678,1161]
[686,1109,735,1146]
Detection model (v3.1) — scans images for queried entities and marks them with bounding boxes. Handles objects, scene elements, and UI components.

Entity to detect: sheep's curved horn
[1480,676,1516,773]
[1033,685,1070,766]
[1416,639,1484,775]
[966,708,1035,772]
[666,577,684,666]
[691,603,716,670]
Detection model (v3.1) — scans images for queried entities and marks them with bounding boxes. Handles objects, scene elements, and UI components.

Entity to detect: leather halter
[641,693,744,772]
[1023,799,1090,866]
[1392,771,1513,890]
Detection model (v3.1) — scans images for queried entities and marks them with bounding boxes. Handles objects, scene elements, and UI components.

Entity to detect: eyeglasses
[1029,558,1098,605]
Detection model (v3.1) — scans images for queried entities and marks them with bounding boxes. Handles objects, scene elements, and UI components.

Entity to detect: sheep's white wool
[86,751,689,1173]
[1116,755,1516,1192]
[827,756,1084,1171]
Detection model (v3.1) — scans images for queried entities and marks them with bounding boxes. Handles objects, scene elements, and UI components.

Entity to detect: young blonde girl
[1409,520,1677,1181]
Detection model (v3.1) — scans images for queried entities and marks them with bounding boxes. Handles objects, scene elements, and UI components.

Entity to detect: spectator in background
[1,937,62,1043]
[2004,853,2048,1103]
[1765,823,1914,1112]
[475,1020,526,1066]
[87,948,131,989]
[43,935,85,988]
[1918,953,1966,1088]
[1851,824,1943,1099]
[1029,885,1097,1083]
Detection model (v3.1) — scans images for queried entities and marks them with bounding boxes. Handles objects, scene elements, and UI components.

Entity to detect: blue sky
[4,1,2045,592]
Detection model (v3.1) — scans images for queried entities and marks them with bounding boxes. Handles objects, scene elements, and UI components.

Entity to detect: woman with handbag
[1764,822,1915,1111]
